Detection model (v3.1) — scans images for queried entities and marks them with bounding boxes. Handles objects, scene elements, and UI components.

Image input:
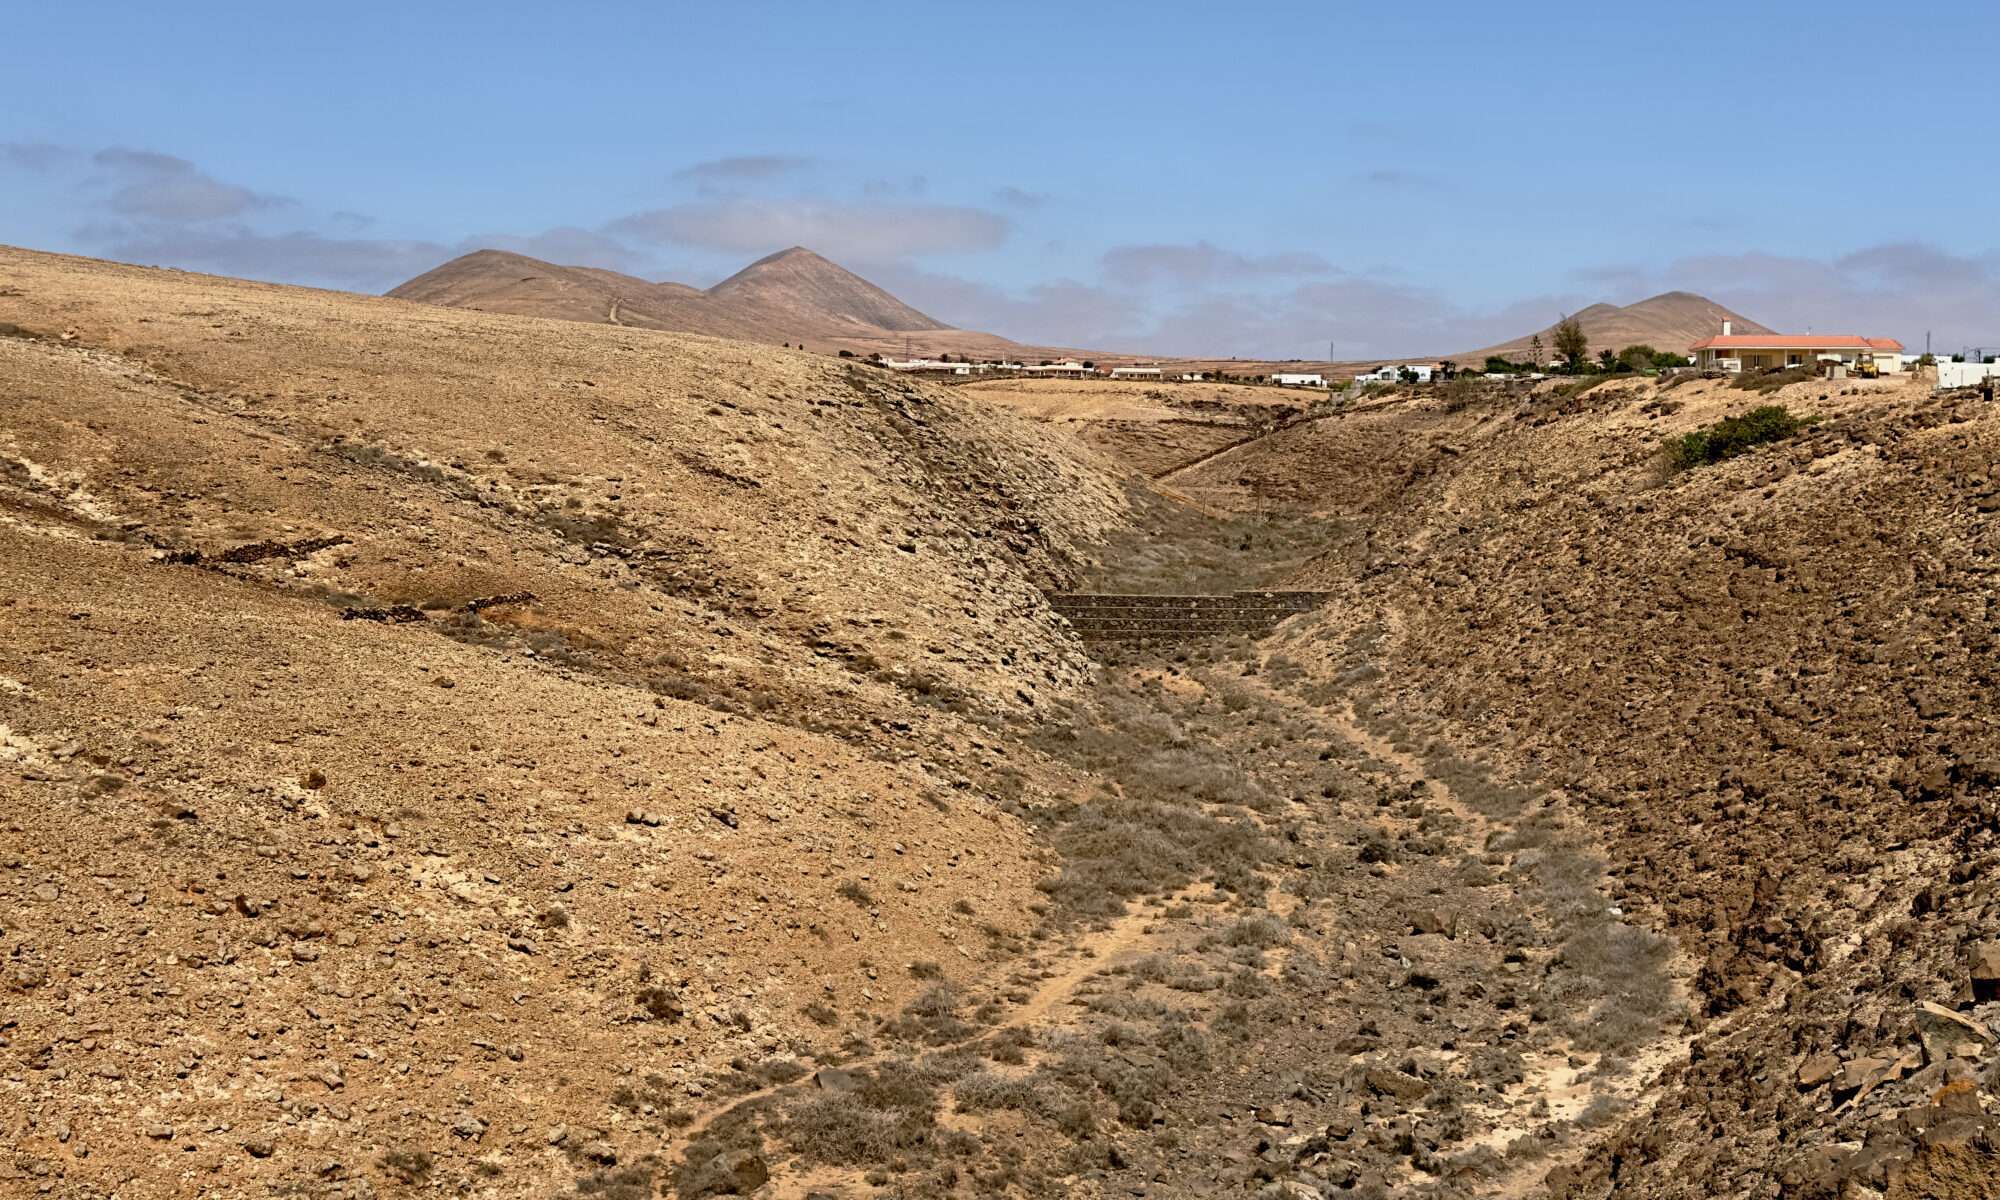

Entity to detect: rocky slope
[1184,370,2000,1197]
[0,245,1132,1198]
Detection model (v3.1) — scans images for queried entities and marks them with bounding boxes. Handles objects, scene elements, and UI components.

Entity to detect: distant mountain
[1464,292,1773,363]
[387,246,1052,358]
[707,247,948,334]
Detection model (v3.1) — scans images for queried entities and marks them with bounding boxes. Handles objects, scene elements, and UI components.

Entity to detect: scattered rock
[1363,1067,1429,1102]
[683,1149,768,1198]
[1797,1053,1840,1089]
[1916,1001,1993,1063]
[1970,943,2000,1003]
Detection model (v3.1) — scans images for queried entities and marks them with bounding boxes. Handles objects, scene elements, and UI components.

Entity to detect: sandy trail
[663,885,1195,1189]
[1236,656,1693,1200]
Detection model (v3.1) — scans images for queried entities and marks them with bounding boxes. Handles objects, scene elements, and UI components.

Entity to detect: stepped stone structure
[1046,590,1328,641]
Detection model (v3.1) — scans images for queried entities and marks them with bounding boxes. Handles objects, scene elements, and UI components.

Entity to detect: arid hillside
[1162,369,2000,1197]
[11,242,1996,1200]
[959,376,1314,479]
[0,245,1142,1199]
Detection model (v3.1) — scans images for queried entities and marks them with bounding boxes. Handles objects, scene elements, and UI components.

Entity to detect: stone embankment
[1046,590,1326,641]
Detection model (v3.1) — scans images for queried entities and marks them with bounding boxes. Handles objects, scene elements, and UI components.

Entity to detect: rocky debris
[1797,1053,1841,1089]
[1362,1066,1429,1103]
[681,1150,769,1198]
[160,534,349,566]
[340,604,427,623]
[464,590,536,613]
[1969,942,2000,1003]
[1914,1001,1992,1064]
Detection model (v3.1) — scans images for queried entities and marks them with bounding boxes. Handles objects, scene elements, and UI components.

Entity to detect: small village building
[1108,365,1164,380]
[1022,360,1089,379]
[1356,364,1433,383]
[1272,372,1326,387]
[880,357,973,376]
[1689,322,1905,372]
[1178,372,1207,382]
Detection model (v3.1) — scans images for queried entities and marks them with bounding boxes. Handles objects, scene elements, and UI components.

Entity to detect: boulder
[1797,1053,1840,1089]
[683,1150,769,1198]
[1970,942,2000,1002]
[1363,1067,1429,1102]
[1916,1000,1993,1063]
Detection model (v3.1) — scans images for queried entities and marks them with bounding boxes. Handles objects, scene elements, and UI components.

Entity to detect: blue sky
[6,0,1997,357]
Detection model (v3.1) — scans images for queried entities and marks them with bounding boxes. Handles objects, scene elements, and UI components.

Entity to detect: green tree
[1529,333,1545,367]
[1553,315,1589,374]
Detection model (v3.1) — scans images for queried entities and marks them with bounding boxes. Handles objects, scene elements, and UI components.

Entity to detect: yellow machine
[1855,351,1880,379]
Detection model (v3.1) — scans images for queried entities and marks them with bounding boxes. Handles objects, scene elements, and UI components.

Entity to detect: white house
[1109,365,1164,380]
[881,357,972,376]
[1271,372,1326,388]
[1022,360,1089,379]
[1355,364,1433,383]
[1689,322,1905,372]
[1178,372,1207,382]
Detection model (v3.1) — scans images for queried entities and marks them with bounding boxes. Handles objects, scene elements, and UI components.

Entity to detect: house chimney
[1722,320,1732,337]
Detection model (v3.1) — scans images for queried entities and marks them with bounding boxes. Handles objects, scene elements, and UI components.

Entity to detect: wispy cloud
[92,147,291,222]
[1,141,75,172]
[670,154,814,185]
[607,198,1012,259]
[1099,241,1335,288]
[1358,168,1441,191]
[103,227,452,289]
[992,185,1050,210]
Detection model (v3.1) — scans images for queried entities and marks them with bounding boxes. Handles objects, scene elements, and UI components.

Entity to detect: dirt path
[1296,673,1695,1199]
[607,298,625,326]
[663,886,1197,1189]
[1151,392,1412,487]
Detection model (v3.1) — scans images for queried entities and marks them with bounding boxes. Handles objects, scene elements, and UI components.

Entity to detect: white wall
[1938,361,2000,388]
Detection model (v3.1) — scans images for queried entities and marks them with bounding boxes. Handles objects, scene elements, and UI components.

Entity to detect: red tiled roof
[1689,333,1904,352]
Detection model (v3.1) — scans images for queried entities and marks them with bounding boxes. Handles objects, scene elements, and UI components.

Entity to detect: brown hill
[0,243,1137,1198]
[1464,290,1772,363]
[707,246,948,333]
[388,244,1077,360]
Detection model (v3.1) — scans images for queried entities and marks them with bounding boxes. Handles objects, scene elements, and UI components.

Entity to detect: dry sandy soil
[8,244,2000,1200]
[958,378,1312,481]
[0,245,1134,1198]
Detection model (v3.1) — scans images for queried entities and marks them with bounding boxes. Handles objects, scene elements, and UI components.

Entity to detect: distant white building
[1109,365,1164,380]
[1022,360,1089,378]
[881,357,972,376]
[1355,364,1433,383]
[1178,372,1207,382]
[1938,360,2000,388]
[1271,372,1326,388]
